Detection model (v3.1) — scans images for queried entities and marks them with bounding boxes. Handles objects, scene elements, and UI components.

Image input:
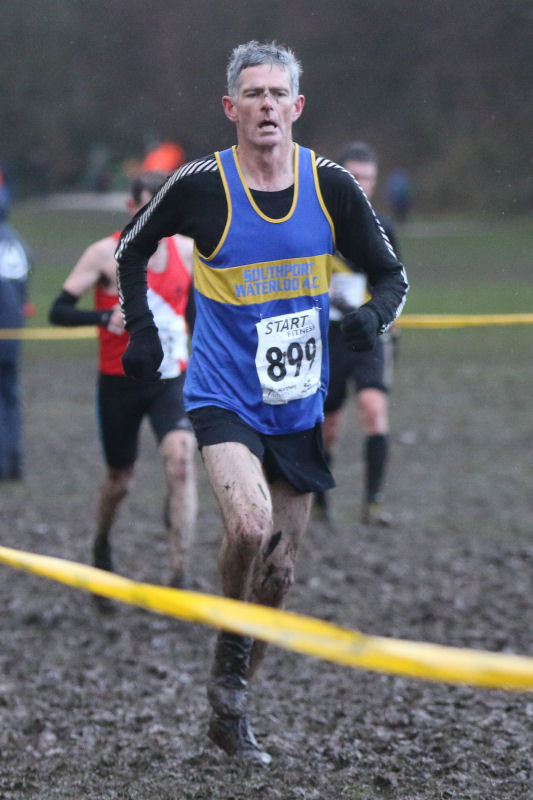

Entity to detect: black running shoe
[361,502,394,527]
[207,672,248,718]
[91,593,116,615]
[93,536,113,572]
[207,632,252,714]
[91,537,115,614]
[208,712,272,765]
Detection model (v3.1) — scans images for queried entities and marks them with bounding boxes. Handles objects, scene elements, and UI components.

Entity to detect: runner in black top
[117,156,406,335]
[116,40,408,765]
[315,141,401,526]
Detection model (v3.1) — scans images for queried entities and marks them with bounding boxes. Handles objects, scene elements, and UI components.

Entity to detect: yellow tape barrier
[397,313,533,329]
[2,314,533,340]
[1,544,533,692]
[0,327,98,340]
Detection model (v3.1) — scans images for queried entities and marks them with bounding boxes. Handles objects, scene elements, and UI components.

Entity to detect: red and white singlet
[96,233,191,377]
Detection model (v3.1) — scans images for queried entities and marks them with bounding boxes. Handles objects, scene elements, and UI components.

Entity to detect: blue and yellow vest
[184,144,335,435]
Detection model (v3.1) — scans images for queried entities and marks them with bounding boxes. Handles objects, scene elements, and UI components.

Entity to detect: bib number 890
[266,337,317,382]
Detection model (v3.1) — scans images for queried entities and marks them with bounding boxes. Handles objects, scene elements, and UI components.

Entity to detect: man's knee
[230,511,270,554]
[357,388,388,432]
[161,431,195,485]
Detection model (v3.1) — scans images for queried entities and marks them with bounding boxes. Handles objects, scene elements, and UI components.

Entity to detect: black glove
[122,325,163,380]
[340,305,379,352]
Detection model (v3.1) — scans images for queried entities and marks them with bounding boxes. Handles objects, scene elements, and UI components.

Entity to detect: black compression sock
[364,434,388,504]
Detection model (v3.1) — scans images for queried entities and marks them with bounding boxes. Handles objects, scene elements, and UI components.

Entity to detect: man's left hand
[122,324,163,380]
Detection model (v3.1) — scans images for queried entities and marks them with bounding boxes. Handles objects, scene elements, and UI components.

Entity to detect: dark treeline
[2,0,532,212]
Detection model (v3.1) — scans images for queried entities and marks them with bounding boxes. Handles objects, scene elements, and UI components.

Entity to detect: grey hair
[226,40,302,99]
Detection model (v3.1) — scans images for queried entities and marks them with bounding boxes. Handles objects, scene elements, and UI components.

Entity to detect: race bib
[255,307,322,405]
[157,318,188,379]
[329,271,366,321]
[148,287,188,379]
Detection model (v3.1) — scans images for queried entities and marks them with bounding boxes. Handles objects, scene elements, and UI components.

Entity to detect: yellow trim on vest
[193,252,335,306]
[195,151,233,262]
[232,144,299,223]
[311,150,336,249]
[330,254,352,274]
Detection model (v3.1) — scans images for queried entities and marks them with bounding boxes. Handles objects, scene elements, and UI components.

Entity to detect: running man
[315,141,400,525]
[116,42,408,763]
[49,171,198,591]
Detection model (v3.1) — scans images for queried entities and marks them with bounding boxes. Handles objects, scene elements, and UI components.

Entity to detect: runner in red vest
[49,171,198,598]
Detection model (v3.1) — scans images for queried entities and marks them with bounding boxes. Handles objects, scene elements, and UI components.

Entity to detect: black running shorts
[97,372,192,469]
[188,405,335,494]
[324,321,393,414]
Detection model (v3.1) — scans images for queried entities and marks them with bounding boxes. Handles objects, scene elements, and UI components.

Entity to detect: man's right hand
[122,325,163,380]
[340,305,379,352]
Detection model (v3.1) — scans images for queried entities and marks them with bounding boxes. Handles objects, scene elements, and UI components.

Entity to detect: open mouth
[259,120,277,130]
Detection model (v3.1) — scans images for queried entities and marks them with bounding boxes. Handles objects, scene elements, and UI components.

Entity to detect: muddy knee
[231,514,270,555]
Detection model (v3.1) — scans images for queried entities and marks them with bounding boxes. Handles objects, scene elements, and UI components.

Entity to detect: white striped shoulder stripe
[115,155,218,259]
[315,155,343,170]
[166,155,218,185]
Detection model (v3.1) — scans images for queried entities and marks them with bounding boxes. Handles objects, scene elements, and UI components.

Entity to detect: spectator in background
[49,171,198,593]
[315,142,400,526]
[0,172,32,480]
[84,144,113,193]
[386,167,413,224]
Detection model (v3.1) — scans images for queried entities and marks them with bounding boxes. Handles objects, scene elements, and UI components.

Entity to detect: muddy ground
[1,326,532,800]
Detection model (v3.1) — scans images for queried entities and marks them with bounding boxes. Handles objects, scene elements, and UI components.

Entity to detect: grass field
[2,201,533,799]
[12,201,533,319]
[8,199,533,539]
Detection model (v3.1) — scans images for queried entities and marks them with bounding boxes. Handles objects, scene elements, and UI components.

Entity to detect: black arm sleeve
[115,157,225,334]
[380,215,400,258]
[49,290,111,327]
[115,153,408,336]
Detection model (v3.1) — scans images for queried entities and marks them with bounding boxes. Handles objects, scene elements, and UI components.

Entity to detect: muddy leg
[201,442,273,764]
[249,480,312,677]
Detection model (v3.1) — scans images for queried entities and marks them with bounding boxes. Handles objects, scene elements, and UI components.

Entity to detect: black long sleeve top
[116,151,408,335]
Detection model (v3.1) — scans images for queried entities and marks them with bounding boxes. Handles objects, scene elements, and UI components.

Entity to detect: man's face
[223,64,304,148]
[343,159,378,199]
